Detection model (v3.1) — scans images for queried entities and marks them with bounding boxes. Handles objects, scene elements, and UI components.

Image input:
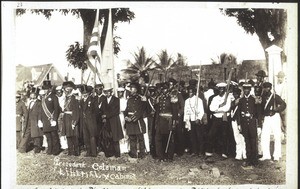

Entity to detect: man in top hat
[101,83,124,158]
[238,83,259,168]
[124,82,147,159]
[19,87,43,153]
[60,81,80,156]
[16,91,27,149]
[79,84,98,157]
[39,80,61,155]
[117,86,129,154]
[205,82,232,158]
[260,82,286,162]
[254,70,267,96]
[93,83,106,153]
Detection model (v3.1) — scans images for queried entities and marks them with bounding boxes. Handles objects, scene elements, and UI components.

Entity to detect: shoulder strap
[42,98,53,120]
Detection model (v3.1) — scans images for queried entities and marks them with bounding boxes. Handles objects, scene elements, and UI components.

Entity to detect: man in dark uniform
[124,82,147,159]
[16,92,27,149]
[101,83,124,158]
[93,83,106,153]
[155,82,177,162]
[238,83,259,168]
[61,81,80,156]
[80,84,98,157]
[40,80,61,155]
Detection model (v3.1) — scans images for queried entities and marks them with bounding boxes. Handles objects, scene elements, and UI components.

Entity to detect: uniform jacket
[16,100,27,131]
[237,95,257,127]
[124,94,147,135]
[102,96,124,141]
[61,95,80,137]
[24,100,43,138]
[262,93,286,117]
[40,92,60,132]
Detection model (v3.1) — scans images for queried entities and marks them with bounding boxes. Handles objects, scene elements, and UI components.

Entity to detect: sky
[15,4,267,83]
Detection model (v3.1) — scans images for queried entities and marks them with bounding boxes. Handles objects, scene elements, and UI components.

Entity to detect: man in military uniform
[124,82,147,159]
[80,84,98,157]
[205,82,231,158]
[61,81,80,156]
[260,82,286,162]
[16,92,27,149]
[40,80,61,155]
[238,83,259,168]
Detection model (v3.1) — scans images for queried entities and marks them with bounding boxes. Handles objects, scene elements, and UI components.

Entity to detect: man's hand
[101,115,106,119]
[51,120,57,127]
[72,124,76,130]
[125,116,132,122]
[141,96,147,101]
[102,118,107,123]
[38,120,43,128]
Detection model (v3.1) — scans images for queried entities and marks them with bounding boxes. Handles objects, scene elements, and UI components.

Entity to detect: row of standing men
[16,70,287,167]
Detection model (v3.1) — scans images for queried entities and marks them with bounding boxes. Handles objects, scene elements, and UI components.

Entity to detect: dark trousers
[174,119,185,156]
[44,131,61,155]
[83,131,97,157]
[67,136,79,156]
[19,126,31,153]
[155,131,175,160]
[190,121,205,155]
[33,137,43,153]
[16,131,22,149]
[206,117,229,155]
[241,120,258,165]
[129,134,146,158]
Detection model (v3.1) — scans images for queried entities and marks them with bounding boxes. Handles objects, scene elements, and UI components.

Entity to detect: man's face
[29,93,37,100]
[104,89,113,97]
[188,89,195,98]
[243,88,251,96]
[117,91,124,98]
[277,77,284,84]
[56,90,63,97]
[233,92,240,99]
[257,76,264,83]
[95,87,103,95]
[130,87,137,96]
[264,87,271,95]
[218,87,226,96]
[64,87,73,96]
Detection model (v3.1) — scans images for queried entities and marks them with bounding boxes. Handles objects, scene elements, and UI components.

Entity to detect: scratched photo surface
[2,1,297,189]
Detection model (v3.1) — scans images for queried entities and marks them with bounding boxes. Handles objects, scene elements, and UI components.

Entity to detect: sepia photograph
[1,1,298,189]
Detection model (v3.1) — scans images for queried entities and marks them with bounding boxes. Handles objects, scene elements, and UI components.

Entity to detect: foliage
[65,42,88,70]
[220,8,287,58]
[154,50,176,82]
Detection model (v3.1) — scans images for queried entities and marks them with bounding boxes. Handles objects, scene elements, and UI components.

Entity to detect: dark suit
[94,94,107,151]
[61,95,80,156]
[80,96,98,157]
[40,93,61,155]
[124,94,146,158]
[102,96,124,157]
[16,100,27,149]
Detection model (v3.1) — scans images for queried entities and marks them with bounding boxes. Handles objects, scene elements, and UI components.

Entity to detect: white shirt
[275,82,287,101]
[204,89,214,101]
[107,96,112,104]
[119,97,127,112]
[184,95,204,122]
[210,94,231,118]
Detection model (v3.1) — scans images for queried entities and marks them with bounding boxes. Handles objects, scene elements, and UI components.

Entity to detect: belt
[63,111,72,115]
[241,112,253,118]
[128,112,135,115]
[159,113,172,117]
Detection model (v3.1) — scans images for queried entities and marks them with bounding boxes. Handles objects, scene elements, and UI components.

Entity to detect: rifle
[195,64,202,118]
[222,68,234,121]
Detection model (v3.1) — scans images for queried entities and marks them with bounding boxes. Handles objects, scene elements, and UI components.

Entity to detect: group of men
[16,70,287,169]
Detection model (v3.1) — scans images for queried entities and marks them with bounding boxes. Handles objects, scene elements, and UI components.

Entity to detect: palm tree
[121,47,156,84]
[154,50,176,82]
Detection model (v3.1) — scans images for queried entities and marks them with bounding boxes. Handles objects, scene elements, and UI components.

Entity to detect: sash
[148,98,155,112]
[264,93,273,110]
[42,98,53,120]
[64,96,72,111]
[231,105,238,118]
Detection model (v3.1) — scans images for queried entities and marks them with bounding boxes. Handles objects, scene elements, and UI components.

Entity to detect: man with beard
[40,81,61,155]
[205,82,231,159]
[101,83,124,158]
[124,82,147,159]
[260,82,286,162]
[61,81,80,156]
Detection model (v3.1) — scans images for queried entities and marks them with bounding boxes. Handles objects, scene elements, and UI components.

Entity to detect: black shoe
[128,152,137,158]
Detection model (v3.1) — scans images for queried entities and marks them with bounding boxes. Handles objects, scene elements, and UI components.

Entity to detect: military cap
[62,81,75,89]
[94,83,104,89]
[255,70,268,77]
[242,83,252,88]
[263,82,272,88]
[216,82,227,88]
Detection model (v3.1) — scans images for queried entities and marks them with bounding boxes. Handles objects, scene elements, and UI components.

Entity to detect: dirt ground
[16,143,286,186]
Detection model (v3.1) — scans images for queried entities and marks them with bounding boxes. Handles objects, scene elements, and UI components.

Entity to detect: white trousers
[231,120,247,159]
[143,117,150,152]
[261,113,282,160]
[119,113,129,154]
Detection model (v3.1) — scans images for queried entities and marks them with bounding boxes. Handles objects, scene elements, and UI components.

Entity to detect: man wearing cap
[93,83,106,153]
[205,82,231,158]
[19,87,43,153]
[79,84,98,157]
[260,82,286,162]
[61,81,80,156]
[230,87,247,161]
[101,83,124,158]
[16,92,27,149]
[124,82,147,159]
[183,86,205,157]
[39,80,61,155]
[238,83,259,168]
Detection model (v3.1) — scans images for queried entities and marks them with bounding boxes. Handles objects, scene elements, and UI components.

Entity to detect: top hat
[42,80,52,89]
[103,83,113,91]
[255,70,268,77]
[29,87,40,95]
[62,81,75,89]
[80,84,90,94]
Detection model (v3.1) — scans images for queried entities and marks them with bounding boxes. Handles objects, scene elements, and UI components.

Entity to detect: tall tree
[16,8,135,69]
[220,8,287,60]
[121,47,156,84]
[154,50,176,82]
